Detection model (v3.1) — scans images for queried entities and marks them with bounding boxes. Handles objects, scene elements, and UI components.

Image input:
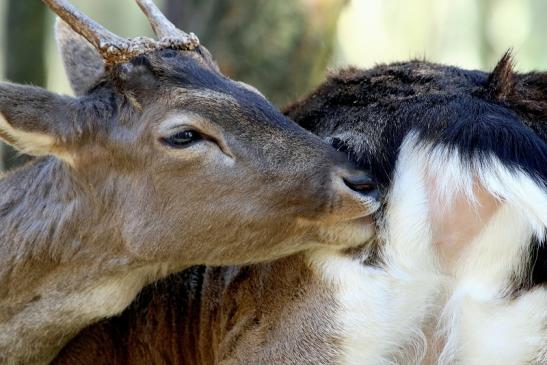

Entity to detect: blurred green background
[0,0,546,170]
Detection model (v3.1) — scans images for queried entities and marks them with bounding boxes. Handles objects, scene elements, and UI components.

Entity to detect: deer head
[0,2,382,363]
[0,0,380,267]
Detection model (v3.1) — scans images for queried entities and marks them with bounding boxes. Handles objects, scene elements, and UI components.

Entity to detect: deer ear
[55,18,105,96]
[0,82,80,163]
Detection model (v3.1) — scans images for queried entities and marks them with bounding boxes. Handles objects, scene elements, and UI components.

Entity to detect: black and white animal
[55,54,546,364]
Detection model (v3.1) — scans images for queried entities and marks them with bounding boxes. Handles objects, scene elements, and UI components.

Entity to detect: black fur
[531,236,547,287]
[285,59,547,288]
[286,61,546,186]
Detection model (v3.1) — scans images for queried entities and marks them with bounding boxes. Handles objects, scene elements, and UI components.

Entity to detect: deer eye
[162,130,203,148]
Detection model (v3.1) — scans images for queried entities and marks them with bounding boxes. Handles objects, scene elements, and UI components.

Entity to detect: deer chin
[313,217,377,249]
[295,195,379,249]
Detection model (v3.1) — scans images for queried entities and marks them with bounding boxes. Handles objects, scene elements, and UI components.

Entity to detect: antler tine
[42,0,130,63]
[135,0,188,40]
[43,0,199,64]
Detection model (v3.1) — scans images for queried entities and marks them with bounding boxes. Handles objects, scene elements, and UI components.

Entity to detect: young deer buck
[56,55,546,365]
[0,1,380,364]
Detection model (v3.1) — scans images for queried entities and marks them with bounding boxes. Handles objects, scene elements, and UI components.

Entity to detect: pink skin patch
[428,178,501,270]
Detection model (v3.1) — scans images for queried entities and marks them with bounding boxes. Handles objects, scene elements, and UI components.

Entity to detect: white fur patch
[455,287,547,365]
[307,248,442,365]
[310,133,546,364]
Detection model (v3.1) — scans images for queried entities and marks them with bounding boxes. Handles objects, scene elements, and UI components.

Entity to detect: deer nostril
[343,174,379,199]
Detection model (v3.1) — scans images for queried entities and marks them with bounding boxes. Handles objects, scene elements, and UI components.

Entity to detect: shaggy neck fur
[311,135,547,365]
[0,158,171,365]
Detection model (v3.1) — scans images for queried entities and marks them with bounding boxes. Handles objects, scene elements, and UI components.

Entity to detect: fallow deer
[56,54,546,364]
[0,1,381,364]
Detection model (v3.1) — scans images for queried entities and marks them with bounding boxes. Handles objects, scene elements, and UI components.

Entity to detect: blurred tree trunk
[166,0,347,107]
[1,0,48,171]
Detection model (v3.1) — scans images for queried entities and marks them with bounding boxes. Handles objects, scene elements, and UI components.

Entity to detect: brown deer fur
[0,3,380,364]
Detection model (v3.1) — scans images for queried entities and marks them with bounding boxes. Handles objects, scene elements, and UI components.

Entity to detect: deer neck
[0,157,173,365]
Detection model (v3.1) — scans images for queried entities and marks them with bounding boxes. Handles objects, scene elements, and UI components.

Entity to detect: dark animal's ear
[55,18,105,96]
[0,82,82,163]
[486,50,515,101]
[487,50,547,139]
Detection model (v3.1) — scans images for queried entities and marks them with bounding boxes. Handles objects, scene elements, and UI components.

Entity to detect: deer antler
[135,0,184,39]
[135,0,199,48]
[42,0,200,64]
[42,0,131,63]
